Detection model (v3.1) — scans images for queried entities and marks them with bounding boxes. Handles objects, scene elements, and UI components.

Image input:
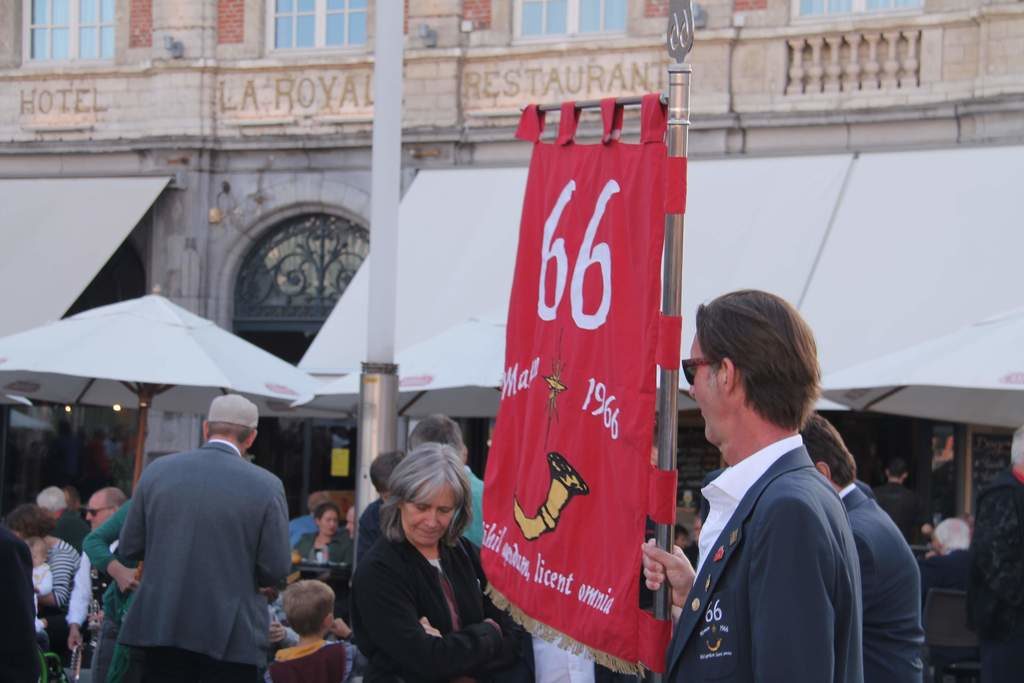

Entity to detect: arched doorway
[233,212,369,517]
[234,212,369,363]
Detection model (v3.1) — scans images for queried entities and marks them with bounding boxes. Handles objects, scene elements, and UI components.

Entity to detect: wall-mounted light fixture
[693,3,708,29]
[417,24,438,48]
[209,180,235,224]
[164,35,184,59]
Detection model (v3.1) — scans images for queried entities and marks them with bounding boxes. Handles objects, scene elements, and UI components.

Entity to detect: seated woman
[351,443,521,683]
[6,503,80,658]
[294,501,354,566]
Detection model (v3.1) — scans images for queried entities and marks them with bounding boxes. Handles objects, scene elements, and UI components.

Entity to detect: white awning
[0,176,170,338]
[678,153,853,363]
[803,144,1024,375]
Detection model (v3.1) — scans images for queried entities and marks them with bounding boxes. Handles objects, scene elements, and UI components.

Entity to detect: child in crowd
[27,537,52,648]
[266,580,354,683]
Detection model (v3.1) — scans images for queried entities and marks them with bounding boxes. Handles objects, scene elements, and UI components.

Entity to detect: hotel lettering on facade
[1,0,1023,520]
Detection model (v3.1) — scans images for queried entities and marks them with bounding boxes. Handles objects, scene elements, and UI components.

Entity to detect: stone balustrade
[785,29,921,95]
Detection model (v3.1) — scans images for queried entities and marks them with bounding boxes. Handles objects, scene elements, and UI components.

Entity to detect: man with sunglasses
[643,289,863,683]
[67,486,127,678]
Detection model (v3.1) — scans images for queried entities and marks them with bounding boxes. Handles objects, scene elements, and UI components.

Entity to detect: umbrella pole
[131,385,156,488]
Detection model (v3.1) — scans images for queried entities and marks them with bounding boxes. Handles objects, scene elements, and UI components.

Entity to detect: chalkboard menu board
[971,432,1012,503]
[677,426,722,511]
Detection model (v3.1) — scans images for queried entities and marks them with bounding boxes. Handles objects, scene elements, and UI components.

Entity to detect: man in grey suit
[643,290,863,683]
[118,394,291,682]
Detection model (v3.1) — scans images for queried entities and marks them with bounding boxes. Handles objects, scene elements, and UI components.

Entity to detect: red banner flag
[482,96,675,673]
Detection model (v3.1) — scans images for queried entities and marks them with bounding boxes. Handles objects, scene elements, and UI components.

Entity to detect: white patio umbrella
[0,294,326,482]
[822,307,1024,428]
[302,317,506,418]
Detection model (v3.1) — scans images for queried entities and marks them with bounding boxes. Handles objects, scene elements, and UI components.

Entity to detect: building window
[270,0,367,50]
[26,0,115,61]
[798,0,920,18]
[518,0,627,38]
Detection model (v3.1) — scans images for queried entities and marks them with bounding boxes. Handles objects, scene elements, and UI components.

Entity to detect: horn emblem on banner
[513,451,590,540]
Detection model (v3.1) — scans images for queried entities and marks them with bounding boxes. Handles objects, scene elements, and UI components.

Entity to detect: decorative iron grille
[234,213,369,329]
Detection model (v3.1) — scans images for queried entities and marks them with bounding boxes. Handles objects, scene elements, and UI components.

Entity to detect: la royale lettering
[217,72,374,114]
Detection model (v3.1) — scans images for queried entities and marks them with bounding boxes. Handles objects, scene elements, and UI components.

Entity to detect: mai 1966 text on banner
[482,95,678,673]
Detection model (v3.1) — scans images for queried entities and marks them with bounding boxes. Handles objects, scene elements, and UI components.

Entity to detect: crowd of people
[1,289,1022,683]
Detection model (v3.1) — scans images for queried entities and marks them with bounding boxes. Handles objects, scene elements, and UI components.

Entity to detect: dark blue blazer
[843,486,924,682]
[854,479,876,500]
[357,498,383,561]
[666,446,863,683]
[918,549,970,605]
[0,525,39,682]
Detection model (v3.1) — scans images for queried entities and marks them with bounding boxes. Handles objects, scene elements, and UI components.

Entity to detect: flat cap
[207,394,259,428]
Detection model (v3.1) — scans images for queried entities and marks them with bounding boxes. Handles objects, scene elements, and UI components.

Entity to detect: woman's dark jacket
[351,535,520,683]
[294,532,354,565]
[968,470,1024,638]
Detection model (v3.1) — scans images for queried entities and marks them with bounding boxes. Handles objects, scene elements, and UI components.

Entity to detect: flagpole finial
[666,0,695,63]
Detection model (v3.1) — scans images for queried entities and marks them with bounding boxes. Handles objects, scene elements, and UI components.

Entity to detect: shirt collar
[704,434,803,502]
[207,438,241,457]
[838,482,857,499]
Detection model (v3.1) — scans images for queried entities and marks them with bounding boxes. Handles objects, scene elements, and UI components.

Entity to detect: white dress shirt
[696,434,804,575]
[68,540,118,626]
[532,637,595,683]
[208,438,241,457]
[67,553,92,626]
[838,482,857,499]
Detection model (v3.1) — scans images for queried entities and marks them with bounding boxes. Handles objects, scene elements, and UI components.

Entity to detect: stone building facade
[3,0,1022,325]
[1,0,1022,467]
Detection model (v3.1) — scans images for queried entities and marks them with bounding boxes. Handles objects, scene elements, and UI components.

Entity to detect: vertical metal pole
[357,0,403,559]
[651,5,695,677]
[653,62,692,621]
[301,418,312,510]
[355,365,397,566]
[0,406,8,514]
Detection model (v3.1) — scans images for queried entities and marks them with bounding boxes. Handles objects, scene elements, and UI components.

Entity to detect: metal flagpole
[356,0,403,564]
[651,2,694,682]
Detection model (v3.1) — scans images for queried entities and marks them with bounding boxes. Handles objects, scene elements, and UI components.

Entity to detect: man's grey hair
[36,486,67,513]
[380,443,471,547]
[96,486,128,509]
[1012,425,1024,467]
[408,415,466,459]
[933,517,971,553]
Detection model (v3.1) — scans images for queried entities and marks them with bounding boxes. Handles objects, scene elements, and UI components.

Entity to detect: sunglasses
[681,357,714,385]
[84,505,114,517]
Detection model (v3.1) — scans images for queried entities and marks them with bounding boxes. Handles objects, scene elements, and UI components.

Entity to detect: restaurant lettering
[462,58,670,108]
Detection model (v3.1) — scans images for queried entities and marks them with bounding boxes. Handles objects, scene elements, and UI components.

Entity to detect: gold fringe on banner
[486,584,646,676]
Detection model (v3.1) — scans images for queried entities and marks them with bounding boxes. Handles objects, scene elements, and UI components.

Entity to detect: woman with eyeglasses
[350,442,523,683]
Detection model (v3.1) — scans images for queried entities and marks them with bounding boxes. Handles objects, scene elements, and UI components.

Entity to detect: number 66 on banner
[537,179,620,331]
